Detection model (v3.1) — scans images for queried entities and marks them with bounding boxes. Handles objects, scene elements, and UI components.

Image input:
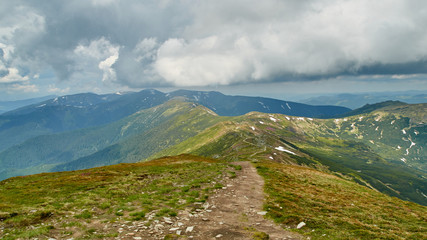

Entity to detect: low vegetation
[0,155,228,239]
[256,160,427,239]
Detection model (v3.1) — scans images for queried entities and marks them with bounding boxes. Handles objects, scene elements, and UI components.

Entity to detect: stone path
[113,161,302,239]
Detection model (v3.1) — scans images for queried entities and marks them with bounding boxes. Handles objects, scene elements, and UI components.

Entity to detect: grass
[256,160,427,240]
[0,154,228,239]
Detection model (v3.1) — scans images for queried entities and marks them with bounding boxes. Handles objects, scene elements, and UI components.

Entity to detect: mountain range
[300,91,427,109]
[0,89,350,153]
[0,89,426,239]
[0,95,57,115]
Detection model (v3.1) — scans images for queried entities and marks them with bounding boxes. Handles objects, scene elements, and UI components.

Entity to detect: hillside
[0,155,425,239]
[0,90,167,152]
[150,111,426,205]
[0,100,222,180]
[320,103,427,172]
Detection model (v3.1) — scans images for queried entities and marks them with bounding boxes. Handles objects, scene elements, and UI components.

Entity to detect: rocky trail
[111,161,302,240]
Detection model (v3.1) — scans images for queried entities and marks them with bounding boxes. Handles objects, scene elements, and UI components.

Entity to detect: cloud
[47,85,70,94]
[74,37,120,83]
[1,0,427,92]
[8,83,39,93]
[0,68,29,83]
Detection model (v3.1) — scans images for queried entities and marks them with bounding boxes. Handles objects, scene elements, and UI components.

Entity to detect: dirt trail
[180,161,302,240]
[112,161,302,240]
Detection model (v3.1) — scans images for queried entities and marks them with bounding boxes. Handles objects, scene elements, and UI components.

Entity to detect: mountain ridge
[0,89,350,153]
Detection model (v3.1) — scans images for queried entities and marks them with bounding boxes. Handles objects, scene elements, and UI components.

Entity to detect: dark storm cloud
[1,0,427,92]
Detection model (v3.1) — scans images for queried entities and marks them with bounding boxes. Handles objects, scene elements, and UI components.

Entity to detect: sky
[1,0,427,101]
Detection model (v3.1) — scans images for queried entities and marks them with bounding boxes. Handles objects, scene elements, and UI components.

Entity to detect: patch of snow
[397,145,401,149]
[391,120,395,125]
[281,105,287,111]
[275,146,296,155]
[297,117,304,121]
[269,116,277,122]
[258,101,267,109]
[343,118,348,121]
[285,116,290,120]
[53,97,58,102]
[251,126,255,131]
[36,104,46,108]
[193,95,199,101]
[259,121,264,124]
[269,156,274,160]
[369,140,375,144]
[410,141,416,148]
[286,102,292,110]
[115,91,122,95]
[359,116,364,121]
[400,158,407,163]
[414,130,419,135]
[406,149,409,155]
[307,118,313,121]
[334,119,340,123]
[375,126,379,131]
[402,129,406,134]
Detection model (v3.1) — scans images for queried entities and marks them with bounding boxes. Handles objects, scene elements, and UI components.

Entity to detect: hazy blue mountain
[0,90,167,151]
[0,95,56,114]
[168,89,351,117]
[0,100,221,180]
[300,92,427,109]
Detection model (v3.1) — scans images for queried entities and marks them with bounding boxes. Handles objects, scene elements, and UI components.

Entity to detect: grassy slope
[256,160,426,240]
[51,101,225,172]
[330,103,427,172]
[0,155,230,239]
[151,118,426,239]
[150,112,426,205]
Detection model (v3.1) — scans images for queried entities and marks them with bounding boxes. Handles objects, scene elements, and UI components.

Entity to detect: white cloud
[134,38,158,63]
[155,37,249,86]
[74,37,120,83]
[7,83,39,93]
[148,0,427,86]
[0,68,29,83]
